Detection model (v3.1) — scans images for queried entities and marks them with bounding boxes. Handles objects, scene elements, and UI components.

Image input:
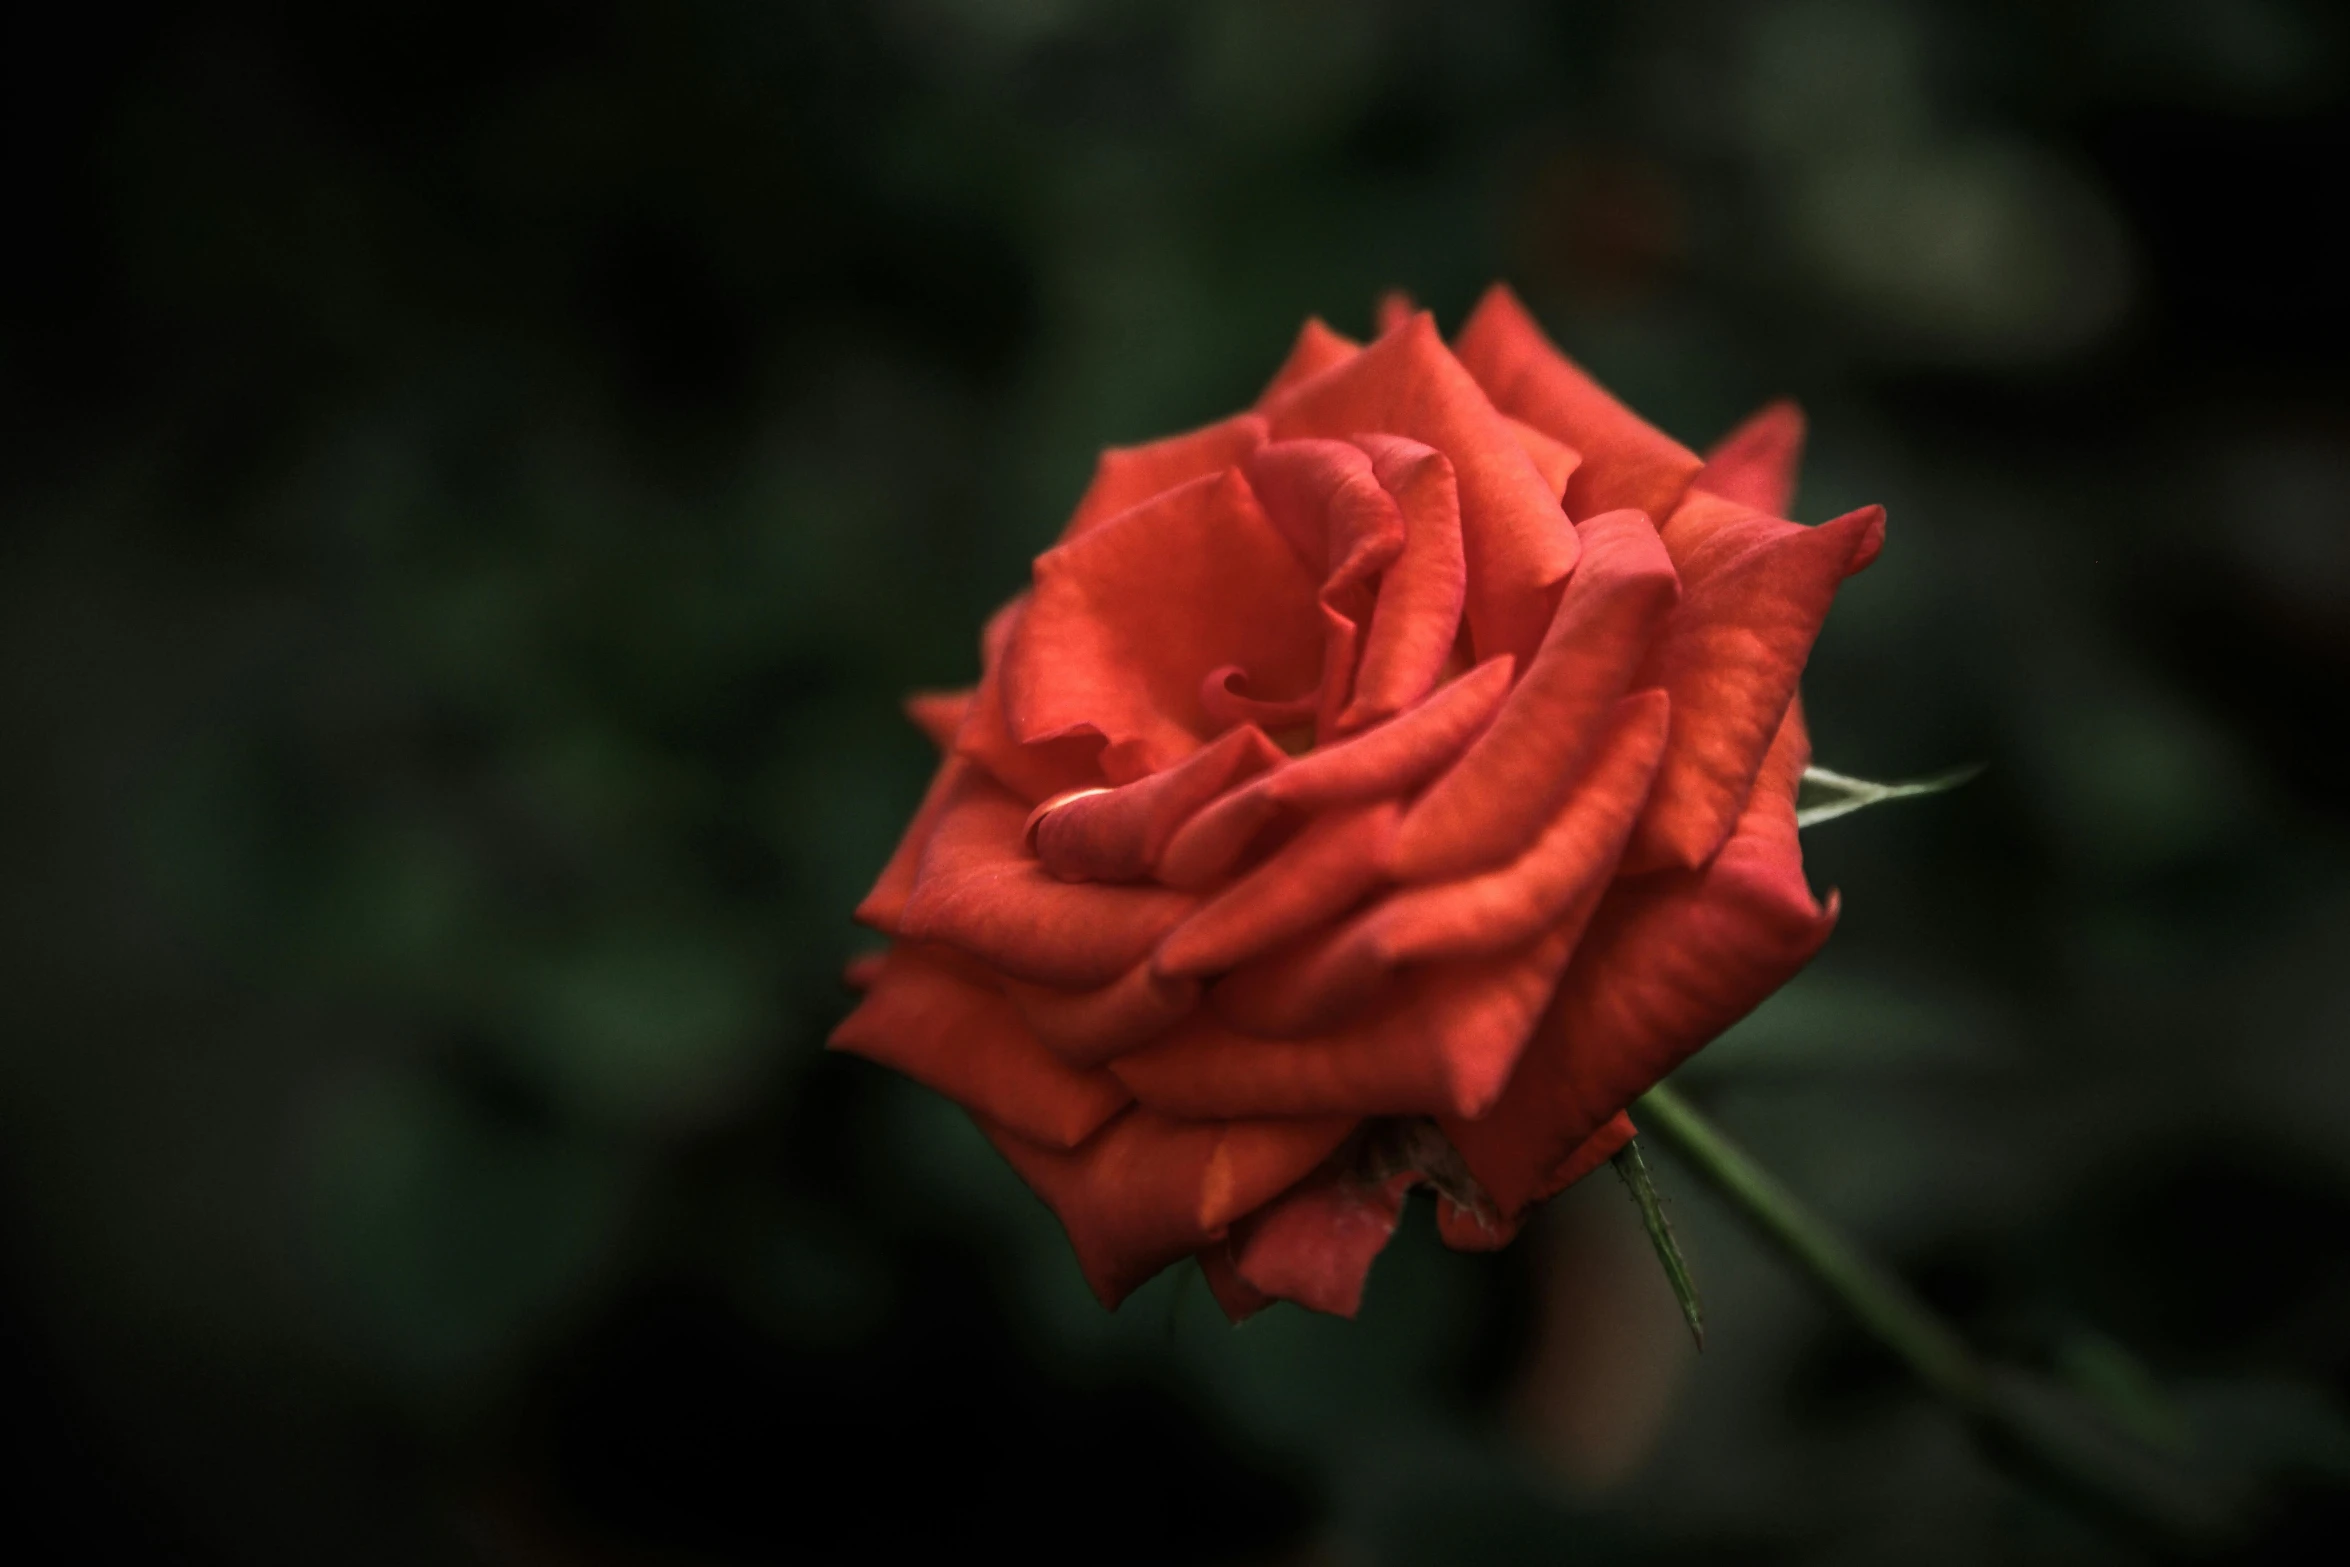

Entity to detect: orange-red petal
[982,1109,1356,1308]
[1391,509,1678,881]
[1624,497,1882,871]
[829,946,1130,1149]
[1060,412,1269,541]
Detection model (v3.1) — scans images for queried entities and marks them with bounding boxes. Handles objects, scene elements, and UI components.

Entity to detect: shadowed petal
[829,945,1130,1149]
[1002,961,1203,1068]
[1434,1114,1634,1251]
[982,1109,1356,1308]
[1454,284,1702,526]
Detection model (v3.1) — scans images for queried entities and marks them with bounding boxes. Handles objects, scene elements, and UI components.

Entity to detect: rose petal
[1506,416,1581,500]
[982,1109,1356,1308]
[1198,1242,1275,1322]
[855,756,974,935]
[906,689,973,753]
[1153,801,1401,979]
[1347,435,1470,731]
[1623,497,1882,871]
[1030,723,1286,884]
[1001,961,1203,1068]
[1009,468,1325,781]
[1695,399,1806,517]
[1114,920,1580,1120]
[1391,510,1679,882]
[1265,311,1574,666]
[1230,1165,1413,1318]
[1257,318,1361,405]
[829,945,1130,1149]
[1453,283,1703,526]
[956,596,1109,804]
[1444,705,1834,1215]
[1061,412,1269,541]
[1157,655,1514,891]
[1209,691,1666,1037]
[896,765,1200,988]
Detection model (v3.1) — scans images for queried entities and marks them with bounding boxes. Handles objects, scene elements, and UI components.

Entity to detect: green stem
[1633,1081,1984,1409]
[1631,1081,2243,1550]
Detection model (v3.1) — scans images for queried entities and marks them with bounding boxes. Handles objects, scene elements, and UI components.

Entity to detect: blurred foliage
[5,0,2350,1562]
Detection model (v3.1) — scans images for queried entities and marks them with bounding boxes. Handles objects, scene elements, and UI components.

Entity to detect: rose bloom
[833,286,1880,1320]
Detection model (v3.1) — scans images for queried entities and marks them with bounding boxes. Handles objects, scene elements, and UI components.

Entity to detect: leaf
[1797,762,1985,829]
[1612,1139,1704,1350]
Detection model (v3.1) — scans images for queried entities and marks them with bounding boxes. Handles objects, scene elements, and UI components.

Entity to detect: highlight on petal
[1001,960,1203,1069]
[1009,468,1325,780]
[1624,498,1883,871]
[1444,705,1834,1216]
[982,1109,1356,1308]
[1028,724,1285,884]
[1391,509,1679,882]
[1453,283,1701,526]
[1061,412,1270,541]
[1265,311,1574,665]
[1156,654,1513,891]
[829,945,1130,1150]
[1695,399,1806,518]
[896,765,1200,988]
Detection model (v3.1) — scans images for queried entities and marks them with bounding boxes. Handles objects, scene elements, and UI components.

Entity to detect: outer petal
[1010,468,1325,780]
[1228,1165,1413,1319]
[1444,705,1833,1215]
[1113,920,1580,1121]
[1624,497,1882,871]
[829,946,1130,1149]
[855,756,973,935]
[1029,724,1285,883]
[1506,417,1581,500]
[1256,318,1361,405]
[1694,399,1805,517]
[1453,284,1702,526]
[982,1109,1356,1308]
[1158,655,1513,891]
[1265,312,1574,666]
[895,765,1199,988]
[1391,509,1679,881]
[1061,413,1269,541]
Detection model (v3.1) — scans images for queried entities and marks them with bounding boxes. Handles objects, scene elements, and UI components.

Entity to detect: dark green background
[7,2,2350,1562]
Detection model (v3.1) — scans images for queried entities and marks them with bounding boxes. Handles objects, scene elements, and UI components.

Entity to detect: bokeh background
[7,1,2350,1561]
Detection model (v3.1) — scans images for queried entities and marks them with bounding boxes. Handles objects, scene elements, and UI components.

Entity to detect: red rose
[833,285,1881,1320]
